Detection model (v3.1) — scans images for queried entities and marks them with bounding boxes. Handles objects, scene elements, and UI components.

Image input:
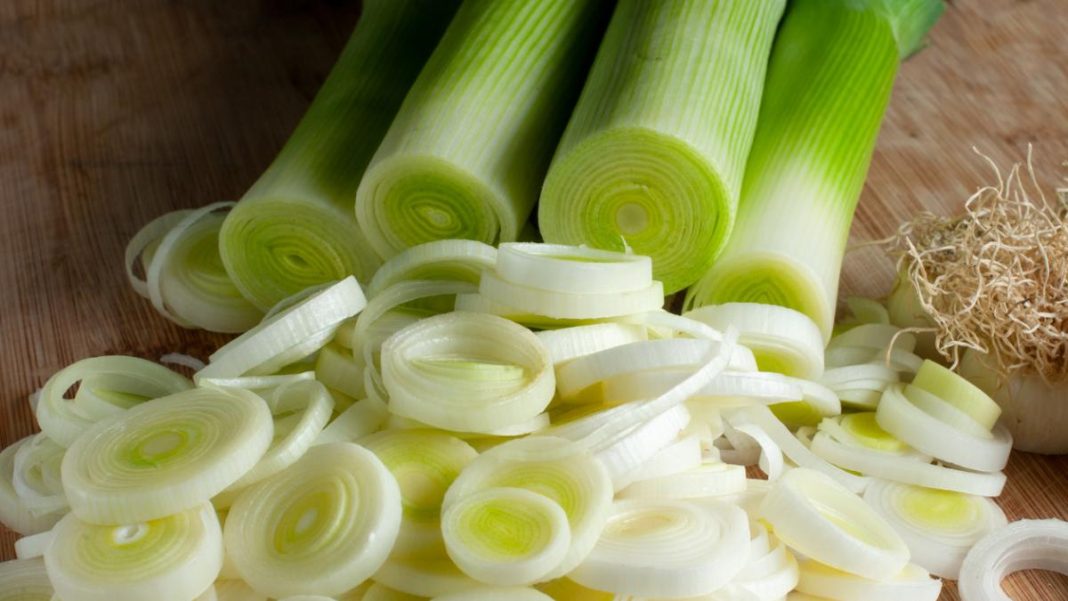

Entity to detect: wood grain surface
[1,1,1066,599]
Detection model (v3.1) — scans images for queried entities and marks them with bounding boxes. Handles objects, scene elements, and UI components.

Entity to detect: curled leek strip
[44,502,222,601]
[876,384,1012,473]
[125,209,192,299]
[0,438,63,535]
[431,588,554,601]
[723,416,785,479]
[442,487,571,586]
[361,429,478,558]
[37,355,192,448]
[12,434,68,517]
[197,277,367,381]
[368,239,497,297]
[372,556,481,598]
[495,244,654,296]
[478,270,665,321]
[685,303,825,380]
[863,479,1007,579]
[0,558,53,600]
[568,499,750,598]
[960,519,1068,601]
[910,359,1002,431]
[14,530,54,559]
[381,312,555,434]
[142,201,264,333]
[536,323,648,366]
[224,443,400,598]
[759,468,909,581]
[796,561,941,601]
[444,436,613,578]
[61,387,273,524]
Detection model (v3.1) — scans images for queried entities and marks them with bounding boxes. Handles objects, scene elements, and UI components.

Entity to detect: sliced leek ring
[314,397,390,446]
[368,239,497,297]
[478,270,664,321]
[361,582,423,601]
[214,579,269,601]
[12,434,68,517]
[910,359,1001,430]
[44,502,222,601]
[796,560,941,601]
[224,443,401,598]
[494,243,653,295]
[0,437,63,536]
[536,323,648,366]
[431,588,554,601]
[0,558,53,600]
[62,387,272,524]
[372,556,481,598]
[618,461,746,501]
[959,519,1068,601]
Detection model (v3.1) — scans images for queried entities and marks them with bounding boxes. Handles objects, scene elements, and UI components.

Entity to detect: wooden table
[2,1,1067,599]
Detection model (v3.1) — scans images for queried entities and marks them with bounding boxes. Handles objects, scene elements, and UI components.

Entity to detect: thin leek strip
[479,271,665,321]
[381,312,555,434]
[214,580,269,601]
[685,303,825,380]
[910,359,1001,430]
[315,344,366,400]
[539,0,786,294]
[494,244,654,295]
[536,323,648,366]
[197,371,317,394]
[0,558,53,600]
[431,589,554,601]
[197,277,367,381]
[443,487,571,585]
[759,468,909,581]
[219,1,466,309]
[959,519,1068,601]
[685,0,944,339]
[44,502,222,601]
[362,583,424,601]
[14,530,54,560]
[221,380,335,496]
[361,429,478,559]
[876,384,1012,472]
[355,0,608,257]
[225,443,401,598]
[809,430,1007,497]
[863,479,1007,579]
[37,356,192,448]
[726,405,866,493]
[368,240,497,298]
[568,499,750,598]
[140,202,264,332]
[618,460,746,501]
[796,561,941,601]
[600,369,802,407]
[0,438,63,535]
[724,419,785,479]
[11,434,67,517]
[373,557,481,598]
[61,387,273,524]
[443,436,613,578]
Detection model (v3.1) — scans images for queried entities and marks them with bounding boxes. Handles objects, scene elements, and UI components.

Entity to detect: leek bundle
[685,0,945,338]
[538,0,786,293]
[355,0,609,258]
[219,0,460,310]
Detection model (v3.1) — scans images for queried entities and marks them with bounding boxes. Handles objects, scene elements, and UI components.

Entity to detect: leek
[0,558,53,600]
[0,438,63,536]
[219,0,462,310]
[685,0,945,338]
[355,0,609,257]
[538,0,786,293]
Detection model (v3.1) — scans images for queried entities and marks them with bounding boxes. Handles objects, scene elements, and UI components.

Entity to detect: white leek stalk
[224,443,401,598]
[685,0,945,339]
[568,498,750,597]
[959,519,1068,601]
[61,387,273,524]
[37,355,192,448]
[759,468,909,581]
[356,0,608,257]
[0,558,53,600]
[863,479,1007,579]
[219,0,463,309]
[361,429,478,558]
[539,0,787,293]
[0,438,63,536]
[796,560,941,601]
[381,312,554,433]
[44,503,222,601]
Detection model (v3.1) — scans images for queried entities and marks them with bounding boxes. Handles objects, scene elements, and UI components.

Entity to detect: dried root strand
[886,149,1068,383]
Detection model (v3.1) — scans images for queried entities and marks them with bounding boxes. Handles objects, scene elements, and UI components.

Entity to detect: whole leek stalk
[355,0,611,259]
[219,0,460,310]
[685,0,945,339]
[538,0,787,294]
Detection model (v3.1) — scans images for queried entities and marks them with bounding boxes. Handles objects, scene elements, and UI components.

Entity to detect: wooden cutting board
[1,1,1066,598]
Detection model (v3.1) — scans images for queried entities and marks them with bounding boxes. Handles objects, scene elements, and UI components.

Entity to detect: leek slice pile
[218,0,463,310]
[356,0,607,257]
[685,0,945,338]
[539,0,786,293]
